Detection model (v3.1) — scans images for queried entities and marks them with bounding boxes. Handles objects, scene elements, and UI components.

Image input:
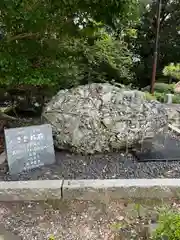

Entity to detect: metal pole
[150,0,162,94]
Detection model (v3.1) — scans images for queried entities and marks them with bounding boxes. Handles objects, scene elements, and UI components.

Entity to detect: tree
[0,0,138,90]
[131,0,180,87]
[0,0,139,120]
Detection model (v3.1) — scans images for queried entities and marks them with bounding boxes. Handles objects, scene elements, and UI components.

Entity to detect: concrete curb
[1,179,180,201]
[0,180,63,201]
[63,179,180,201]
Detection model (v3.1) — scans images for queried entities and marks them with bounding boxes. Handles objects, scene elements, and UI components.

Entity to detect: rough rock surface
[0,151,6,165]
[164,104,180,127]
[42,83,168,154]
[174,81,180,93]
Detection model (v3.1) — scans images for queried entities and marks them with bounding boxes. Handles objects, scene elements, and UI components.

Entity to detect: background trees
[0,0,138,92]
[0,0,180,95]
[133,0,180,87]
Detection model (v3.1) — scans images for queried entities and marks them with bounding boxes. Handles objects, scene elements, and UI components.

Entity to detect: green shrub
[144,91,165,102]
[163,63,180,81]
[153,209,180,240]
[153,83,175,93]
[154,92,165,103]
[172,94,180,104]
[169,83,176,93]
[153,83,169,93]
[144,92,156,100]
[143,83,175,93]
[145,92,180,103]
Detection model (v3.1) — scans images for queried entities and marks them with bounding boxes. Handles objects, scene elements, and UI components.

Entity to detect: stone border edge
[0,179,180,201]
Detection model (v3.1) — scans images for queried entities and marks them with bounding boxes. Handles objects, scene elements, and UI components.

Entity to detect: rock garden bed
[1,84,180,239]
[1,125,180,181]
[0,85,180,187]
[1,86,180,181]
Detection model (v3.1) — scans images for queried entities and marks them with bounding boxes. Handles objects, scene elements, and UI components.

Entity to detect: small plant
[134,203,141,218]
[163,63,180,81]
[152,209,180,240]
[48,236,55,240]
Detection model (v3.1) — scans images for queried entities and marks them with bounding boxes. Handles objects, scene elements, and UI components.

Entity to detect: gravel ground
[1,131,180,181]
[1,106,180,239]
[1,112,180,180]
[0,199,165,240]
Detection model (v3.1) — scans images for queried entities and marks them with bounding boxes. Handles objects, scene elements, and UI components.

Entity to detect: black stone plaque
[4,124,55,175]
[134,133,180,162]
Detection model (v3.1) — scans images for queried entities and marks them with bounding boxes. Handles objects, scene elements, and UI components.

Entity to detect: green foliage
[145,91,180,104]
[153,83,175,94]
[82,33,134,84]
[163,63,180,81]
[143,83,175,94]
[172,94,180,104]
[145,92,165,103]
[154,92,166,103]
[153,210,180,240]
[144,91,156,101]
[131,0,180,87]
[48,236,55,240]
[0,0,138,30]
[0,0,138,91]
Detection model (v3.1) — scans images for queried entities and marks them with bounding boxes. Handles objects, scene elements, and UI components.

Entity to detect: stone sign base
[134,132,180,162]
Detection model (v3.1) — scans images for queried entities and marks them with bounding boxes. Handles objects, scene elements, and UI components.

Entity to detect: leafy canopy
[131,0,180,87]
[0,0,138,89]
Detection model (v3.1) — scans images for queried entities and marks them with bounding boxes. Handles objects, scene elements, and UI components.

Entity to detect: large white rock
[42,83,168,154]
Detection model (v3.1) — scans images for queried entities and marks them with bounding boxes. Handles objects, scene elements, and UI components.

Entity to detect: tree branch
[160,0,171,27]
[7,32,40,42]
[0,112,17,121]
